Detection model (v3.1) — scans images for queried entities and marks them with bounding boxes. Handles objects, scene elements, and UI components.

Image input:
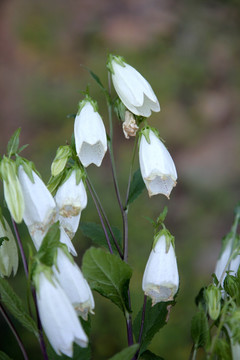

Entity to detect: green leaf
[18,144,29,154]
[140,350,164,360]
[108,344,139,360]
[133,299,172,355]
[37,222,60,267]
[127,169,145,205]
[0,351,13,360]
[82,247,132,313]
[0,278,38,337]
[80,222,122,255]
[7,128,21,157]
[191,305,210,349]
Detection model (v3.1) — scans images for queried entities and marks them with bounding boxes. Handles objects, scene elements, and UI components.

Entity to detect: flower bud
[74,97,107,167]
[34,269,88,357]
[139,128,177,198]
[122,111,139,139]
[51,145,72,177]
[108,54,160,117]
[142,231,179,304]
[0,217,18,277]
[18,165,57,250]
[0,157,24,223]
[204,284,221,321]
[55,169,87,238]
[224,275,240,300]
[53,249,94,320]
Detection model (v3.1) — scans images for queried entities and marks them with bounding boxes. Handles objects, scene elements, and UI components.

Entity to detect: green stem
[124,135,138,209]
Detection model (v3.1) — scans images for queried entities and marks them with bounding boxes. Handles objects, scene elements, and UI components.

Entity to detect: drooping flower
[215,234,240,287]
[0,216,18,277]
[53,249,94,320]
[142,231,179,305]
[0,157,24,223]
[108,54,160,117]
[18,165,57,249]
[34,270,88,357]
[74,97,107,167]
[139,128,177,198]
[55,169,87,239]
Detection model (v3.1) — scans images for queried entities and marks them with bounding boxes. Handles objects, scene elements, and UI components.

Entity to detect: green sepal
[138,126,160,145]
[113,98,126,122]
[106,54,126,74]
[0,207,6,230]
[77,94,98,115]
[153,228,175,253]
[32,263,55,294]
[7,128,21,158]
[51,145,73,177]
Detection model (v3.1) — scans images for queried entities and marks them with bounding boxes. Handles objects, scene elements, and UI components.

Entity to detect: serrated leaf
[133,299,171,355]
[108,344,139,360]
[82,247,132,313]
[7,128,21,157]
[0,351,13,360]
[191,305,210,349]
[127,169,145,205]
[140,350,164,360]
[80,222,122,255]
[0,278,38,337]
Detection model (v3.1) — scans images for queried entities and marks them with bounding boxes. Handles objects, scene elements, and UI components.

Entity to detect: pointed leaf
[108,344,139,360]
[191,305,210,349]
[80,222,122,255]
[0,278,38,337]
[37,222,60,267]
[7,128,21,157]
[133,299,172,355]
[127,169,145,205]
[82,247,132,313]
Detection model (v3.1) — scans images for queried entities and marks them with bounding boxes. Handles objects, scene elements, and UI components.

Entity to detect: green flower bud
[0,157,24,223]
[224,275,240,301]
[0,216,18,277]
[205,284,222,321]
[51,146,72,177]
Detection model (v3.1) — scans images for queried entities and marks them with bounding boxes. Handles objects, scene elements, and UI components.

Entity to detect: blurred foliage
[0,0,240,359]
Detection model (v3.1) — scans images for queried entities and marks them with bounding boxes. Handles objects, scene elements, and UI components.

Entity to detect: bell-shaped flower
[139,128,177,198]
[34,270,88,357]
[74,97,107,167]
[18,165,57,250]
[0,217,18,277]
[108,54,160,117]
[53,249,94,320]
[215,234,240,287]
[142,231,179,304]
[0,157,24,223]
[55,169,87,238]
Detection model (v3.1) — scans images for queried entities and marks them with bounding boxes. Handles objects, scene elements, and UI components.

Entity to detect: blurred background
[0,0,240,359]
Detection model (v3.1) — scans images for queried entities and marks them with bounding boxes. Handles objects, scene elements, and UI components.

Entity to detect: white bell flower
[74,98,107,167]
[55,169,87,238]
[142,232,179,305]
[53,249,94,320]
[108,55,160,117]
[35,271,88,357]
[0,217,18,277]
[139,128,177,198]
[18,165,57,249]
[215,234,240,287]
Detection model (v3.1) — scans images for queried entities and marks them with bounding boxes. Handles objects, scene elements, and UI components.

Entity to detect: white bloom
[142,233,179,304]
[36,272,88,357]
[139,129,177,198]
[110,55,160,117]
[74,100,107,167]
[55,170,87,238]
[18,165,57,249]
[53,249,94,320]
[0,217,18,277]
[215,235,240,287]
